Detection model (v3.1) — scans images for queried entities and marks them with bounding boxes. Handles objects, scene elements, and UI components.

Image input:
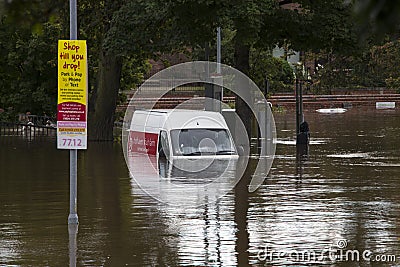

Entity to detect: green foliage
[0,108,14,121]
[0,19,63,118]
[370,40,400,86]
[103,0,172,57]
[229,0,277,46]
[310,39,400,92]
[2,0,64,29]
[385,77,400,93]
[259,0,358,54]
[120,58,151,91]
[271,104,286,113]
[250,50,294,93]
[311,53,372,92]
[354,0,400,40]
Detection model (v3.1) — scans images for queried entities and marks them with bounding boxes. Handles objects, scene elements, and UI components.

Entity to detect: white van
[127,109,238,159]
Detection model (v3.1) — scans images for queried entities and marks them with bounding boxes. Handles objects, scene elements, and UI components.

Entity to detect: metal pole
[70,0,77,40]
[68,0,79,225]
[217,27,223,107]
[216,27,221,74]
[204,42,213,111]
[68,149,78,224]
[299,81,304,123]
[264,76,269,96]
[68,223,78,267]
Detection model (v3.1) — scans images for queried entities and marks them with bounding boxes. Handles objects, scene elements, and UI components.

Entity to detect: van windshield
[170,129,236,156]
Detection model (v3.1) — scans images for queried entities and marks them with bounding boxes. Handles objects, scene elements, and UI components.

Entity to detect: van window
[170,129,236,156]
[158,130,170,158]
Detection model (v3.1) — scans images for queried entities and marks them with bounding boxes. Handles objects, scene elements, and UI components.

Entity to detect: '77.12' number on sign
[61,138,82,147]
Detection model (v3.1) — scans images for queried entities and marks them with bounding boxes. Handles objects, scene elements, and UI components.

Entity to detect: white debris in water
[275,138,328,146]
[326,152,369,159]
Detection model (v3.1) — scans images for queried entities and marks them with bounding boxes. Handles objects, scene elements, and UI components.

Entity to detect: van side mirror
[237,146,245,156]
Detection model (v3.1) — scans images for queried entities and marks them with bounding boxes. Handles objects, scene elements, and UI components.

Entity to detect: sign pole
[68,149,78,224]
[68,0,78,225]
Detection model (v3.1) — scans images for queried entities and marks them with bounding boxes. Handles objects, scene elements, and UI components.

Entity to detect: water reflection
[127,153,246,207]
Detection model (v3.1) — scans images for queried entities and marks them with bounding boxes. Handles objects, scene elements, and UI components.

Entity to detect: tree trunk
[88,51,122,141]
[234,42,253,140]
[233,42,253,267]
[234,163,252,267]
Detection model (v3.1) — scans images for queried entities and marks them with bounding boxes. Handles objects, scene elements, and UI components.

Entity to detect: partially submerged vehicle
[127,109,239,160]
[126,109,244,206]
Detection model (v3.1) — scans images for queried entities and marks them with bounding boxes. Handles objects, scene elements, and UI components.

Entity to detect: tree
[354,0,400,40]
[299,35,400,93]
[0,18,63,117]
[86,0,174,140]
[250,50,294,93]
[0,0,161,139]
[0,0,67,119]
[0,0,371,140]
[371,40,400,91]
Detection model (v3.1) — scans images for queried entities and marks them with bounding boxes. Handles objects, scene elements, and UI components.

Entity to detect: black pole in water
[299,82,303,124]
[295,79,301,135]
[296,79,309,155]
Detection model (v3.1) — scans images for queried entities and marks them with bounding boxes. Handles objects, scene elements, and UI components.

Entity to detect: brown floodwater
[0,108,399,266]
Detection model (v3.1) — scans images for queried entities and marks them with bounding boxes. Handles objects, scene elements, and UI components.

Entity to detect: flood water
[1,108,400,266]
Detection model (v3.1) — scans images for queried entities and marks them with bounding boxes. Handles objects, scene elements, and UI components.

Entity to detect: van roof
[135,109,226,117]
[135,109,211,114]
[133,109,229,130]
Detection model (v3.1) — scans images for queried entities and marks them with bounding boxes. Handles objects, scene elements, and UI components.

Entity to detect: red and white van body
[127,109,238,160]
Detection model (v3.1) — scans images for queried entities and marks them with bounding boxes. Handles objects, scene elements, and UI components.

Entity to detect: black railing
[0,121,56,138]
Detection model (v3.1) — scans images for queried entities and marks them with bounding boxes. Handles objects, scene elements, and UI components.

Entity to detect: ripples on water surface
[0,109,399,266]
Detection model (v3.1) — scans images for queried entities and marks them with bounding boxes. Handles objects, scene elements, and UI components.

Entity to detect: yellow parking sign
[57,40,88,149]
